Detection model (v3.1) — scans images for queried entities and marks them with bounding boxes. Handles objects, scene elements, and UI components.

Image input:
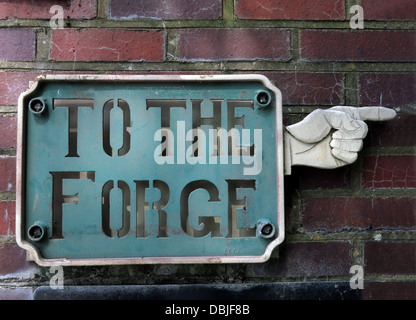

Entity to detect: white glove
[284,106,396,174]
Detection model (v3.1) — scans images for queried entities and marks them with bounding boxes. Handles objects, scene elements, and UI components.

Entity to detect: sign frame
[16,74,284,266]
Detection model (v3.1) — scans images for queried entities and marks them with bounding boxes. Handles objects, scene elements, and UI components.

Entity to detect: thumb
[286,109,332,143]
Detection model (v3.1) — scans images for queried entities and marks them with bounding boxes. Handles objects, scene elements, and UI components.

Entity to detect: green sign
[16,75,284,266]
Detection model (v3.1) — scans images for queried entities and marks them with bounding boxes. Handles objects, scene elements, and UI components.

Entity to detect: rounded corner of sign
[251,75,281,99]
[18,77,42,107]
[15,238,48,266]
[260,236,285,263]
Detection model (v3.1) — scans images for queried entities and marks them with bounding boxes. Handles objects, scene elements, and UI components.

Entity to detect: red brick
[51,29,165,62]
[359,73,416,107]
[0,115,17,148]
[362,156,416,189]
[362,282,416,300]
[0,201,15,236]
[0,243,31,276]
[302,197,416,231]
[366,114,416,147]
[262,72,344,105]
[296,166,351,189]
[236,0,345,20]
[0,0,96,19]
[110,0,222,19]
[248,242,351,277]
[0,29,35,61]
[0,157,16,192]
[178,28,290,61]
[301,30,416,61]
[365,242,416,275]
[0,72,39,106]
[362,0,416,21]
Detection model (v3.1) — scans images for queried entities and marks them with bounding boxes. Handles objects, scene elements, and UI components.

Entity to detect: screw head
[255,90,271,108]
[28,223,46,242]
[257,219,276,239]
[28,98,47,115]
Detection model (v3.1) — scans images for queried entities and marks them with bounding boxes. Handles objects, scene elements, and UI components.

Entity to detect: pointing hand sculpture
[284,106,396,175]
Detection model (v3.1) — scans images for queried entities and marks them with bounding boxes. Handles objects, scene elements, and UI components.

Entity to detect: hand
[284,106,396,174]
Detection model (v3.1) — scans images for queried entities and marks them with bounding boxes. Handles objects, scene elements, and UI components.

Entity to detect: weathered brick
[110,0,222,19]
[0,243,32,276]
[359,73,416,107]
[0,157,16,192]
[365,242,416,275]
[365,114,416,147]
[362,156,416,189]
[0,201,15,236]
[262,72,344,105]
[0,72,39,106]
[0,29,35,61]
[247,242,351,277]
[0,115,17,148]
[362,282,416,300]
[301,30,416,61]
[0,0,96,19]
[302,197,416,231]
[236,0,345,20]
[51,29,165,61]
[362,0,416,21]
[178,28,290,61]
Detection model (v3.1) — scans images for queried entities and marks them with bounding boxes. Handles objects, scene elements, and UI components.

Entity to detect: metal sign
[16,74,284,266]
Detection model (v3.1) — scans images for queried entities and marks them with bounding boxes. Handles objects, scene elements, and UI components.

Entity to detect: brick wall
[0,0,415,300]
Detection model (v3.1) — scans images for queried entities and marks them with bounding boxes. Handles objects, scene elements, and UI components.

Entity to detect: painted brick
[0,157,16,192]
[362,282,416,300]
[236,0,345,20]
[300,30,416,61]
[365,242,416,275]
[359,73,416,107]
[0,115,17,148]
[362,0,416,21]
[51,29,165,62]
[0,243,31,276]
[110,0,222,19]
[0,29,35,61]
[178,28,290,61]
[362,156,416,189]
[247,242,351,277]
[0,72,39,106]
[262,72,344,105]
[0,0,96,19]
[366,114,416,147]
[302,197,416,231]
[0,201,15,236]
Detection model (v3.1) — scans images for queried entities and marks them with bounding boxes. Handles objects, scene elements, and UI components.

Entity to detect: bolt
[28,223,46,242]
[261,223,273,236]
[257,219,276,239]
[28,98,47,115]
[255,90,271,108]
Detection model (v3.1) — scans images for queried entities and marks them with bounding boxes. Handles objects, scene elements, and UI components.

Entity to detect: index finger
[330,106,396,121]
[357,106,397,121]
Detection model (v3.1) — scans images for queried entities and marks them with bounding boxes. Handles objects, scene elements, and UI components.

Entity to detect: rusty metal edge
[16,74,284,267]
